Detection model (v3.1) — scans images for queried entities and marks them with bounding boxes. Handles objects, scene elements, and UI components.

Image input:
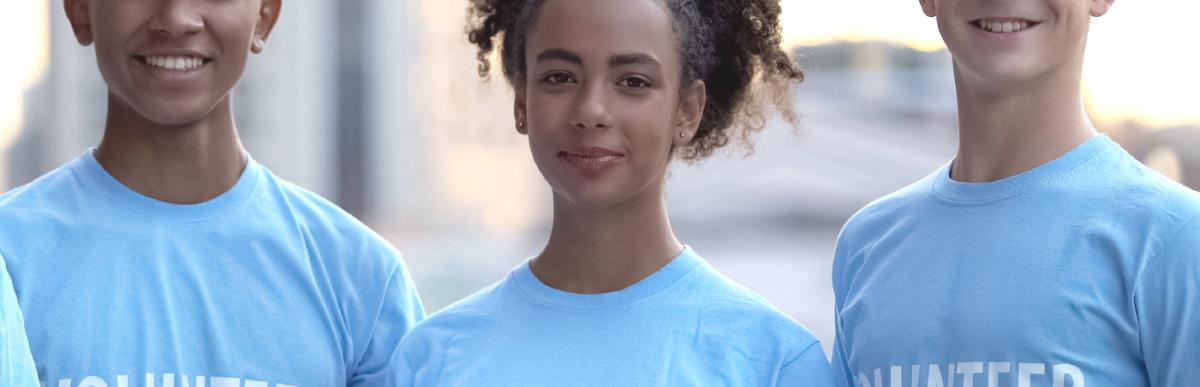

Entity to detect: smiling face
[921,0,1112,87]
[518,0,704,210]
[65,0,280,126]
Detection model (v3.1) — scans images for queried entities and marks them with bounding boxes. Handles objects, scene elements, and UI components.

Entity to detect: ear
[919,0,936,17]
[251,0,283,54]
[672,80,706,147]
[64,0,94,46]
[1090,0,1113,17]
[514,86,529,135]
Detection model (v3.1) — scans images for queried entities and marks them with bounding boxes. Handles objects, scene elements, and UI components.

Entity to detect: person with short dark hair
[0,1,425,385]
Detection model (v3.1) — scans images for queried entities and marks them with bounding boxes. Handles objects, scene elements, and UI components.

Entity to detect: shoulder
[0,158,88,216]
[838,169,939,245]
[257,166,404,268]
[396,278,509,355]
[685,263,822,354]
[1086,149,1200,244]
[261,169,377,238]
[832,169,939,273]
[0,158,91,251]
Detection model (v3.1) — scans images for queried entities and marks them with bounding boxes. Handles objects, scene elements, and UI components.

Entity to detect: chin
[131,98,219,127]
[958,56,1053,88]
[553,183,638,211]
[559,190,625,211]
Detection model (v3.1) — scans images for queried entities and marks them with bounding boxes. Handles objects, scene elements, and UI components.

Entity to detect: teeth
[142,56,206,71]
[979,20,1031,33]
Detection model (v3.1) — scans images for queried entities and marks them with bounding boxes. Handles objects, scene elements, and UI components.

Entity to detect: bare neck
[950,59,1097,183]
[532,176,684,294]
[95,94,247,204]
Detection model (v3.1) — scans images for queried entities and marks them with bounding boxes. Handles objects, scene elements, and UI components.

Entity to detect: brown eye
[542,72,575,85]
[619,77,652,88]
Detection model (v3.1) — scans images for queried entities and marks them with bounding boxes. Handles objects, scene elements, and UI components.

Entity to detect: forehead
[527,0,679,64]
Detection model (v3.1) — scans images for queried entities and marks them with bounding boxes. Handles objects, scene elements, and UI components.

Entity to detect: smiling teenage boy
[831,0,1200,386]
[0,0,423,385]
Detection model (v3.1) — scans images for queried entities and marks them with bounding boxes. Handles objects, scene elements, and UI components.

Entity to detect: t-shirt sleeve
[385,320,451,387]
[777,341,836,386]
[348,261,426,386]
[385,349,416,387]
[830,223,859,387]
[1134,215,1200,386]
[829,329,855,387]
[384,334,423,387]
[0,254,38,386]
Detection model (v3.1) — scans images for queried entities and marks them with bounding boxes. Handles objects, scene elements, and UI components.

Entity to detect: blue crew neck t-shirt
[390,247,836,386]
[831,135,1200,387]
[1,256,37,386]
[0,151,425,387]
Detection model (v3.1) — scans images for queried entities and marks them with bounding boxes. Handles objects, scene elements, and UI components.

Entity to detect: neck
[950,59,1097,183]
[95,94,247,204]
[532,177,684,294]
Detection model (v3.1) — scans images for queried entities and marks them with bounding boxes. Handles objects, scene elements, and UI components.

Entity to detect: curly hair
[467,0,802,161]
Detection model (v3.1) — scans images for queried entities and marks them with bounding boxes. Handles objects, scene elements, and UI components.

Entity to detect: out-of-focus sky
[781,0,1200,127]
[0,0,49,150]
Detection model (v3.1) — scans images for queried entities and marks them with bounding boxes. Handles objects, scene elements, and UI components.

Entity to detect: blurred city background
[2,1,1197,356]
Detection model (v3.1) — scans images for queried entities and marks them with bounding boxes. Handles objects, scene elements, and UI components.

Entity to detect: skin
[64,0,281,204]
[517,0,707,294]
[918,0,1114,182]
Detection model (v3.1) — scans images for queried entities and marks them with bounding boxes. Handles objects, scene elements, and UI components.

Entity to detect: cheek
[90,26,138,87]
[527,93,567,126]
[526,127,556,155]
[1045,9,1089,56]
[209,25,258,87]
[215,22,255,57]
[623,102,677,163]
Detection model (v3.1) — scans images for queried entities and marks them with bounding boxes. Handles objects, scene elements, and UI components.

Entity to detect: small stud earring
[679,132,687,138]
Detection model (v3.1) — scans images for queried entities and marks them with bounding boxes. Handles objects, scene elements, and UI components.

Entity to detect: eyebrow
[534,49,661,68]
[535,49,582,65]
[609,53,660,68]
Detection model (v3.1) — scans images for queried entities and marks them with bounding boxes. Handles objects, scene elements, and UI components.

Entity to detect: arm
[1135,216,1200,386]
[348,263,426,387]
[0,254,38,386]
[777,341,837,386]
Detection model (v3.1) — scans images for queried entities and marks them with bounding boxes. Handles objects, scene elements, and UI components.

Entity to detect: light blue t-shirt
[831,135,1200,387]
[0,151,426,387]
[390,247,836,386]
[1,256,37,386]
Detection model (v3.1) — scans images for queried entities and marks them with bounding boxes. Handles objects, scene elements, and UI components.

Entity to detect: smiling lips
[972,18,1040,34]
[135,54,212,72]
[559,146,625,175]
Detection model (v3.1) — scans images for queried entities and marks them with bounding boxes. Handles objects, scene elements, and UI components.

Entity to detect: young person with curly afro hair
[387,0,836,385]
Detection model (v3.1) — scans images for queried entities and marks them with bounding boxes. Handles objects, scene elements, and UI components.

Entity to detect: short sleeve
[777,342,837,386]
[1134,215,1200,386]
[385,320,450,387]
[0,253,38,386]
[829,328,856,387]
[348,262,426,386]
[831,223,860,387]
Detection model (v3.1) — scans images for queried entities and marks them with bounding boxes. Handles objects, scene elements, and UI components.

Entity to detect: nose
[569,82,613,131]
[148,0,205,39]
